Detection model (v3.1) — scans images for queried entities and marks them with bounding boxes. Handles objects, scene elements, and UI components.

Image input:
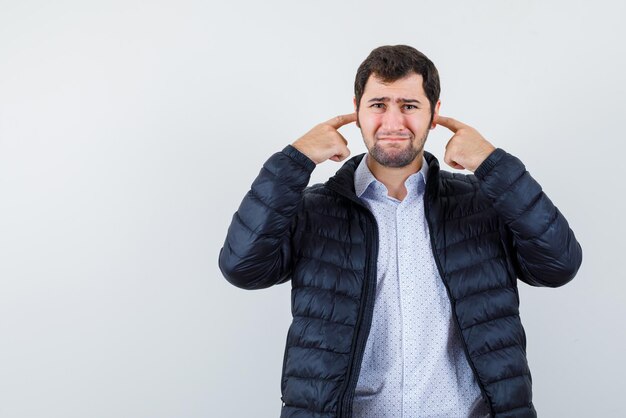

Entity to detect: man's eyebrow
[367,97,423,104]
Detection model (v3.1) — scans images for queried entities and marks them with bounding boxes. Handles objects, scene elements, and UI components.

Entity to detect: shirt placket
[394,184,410,418]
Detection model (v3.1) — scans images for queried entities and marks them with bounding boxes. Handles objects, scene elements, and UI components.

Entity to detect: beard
[367,127,430,168]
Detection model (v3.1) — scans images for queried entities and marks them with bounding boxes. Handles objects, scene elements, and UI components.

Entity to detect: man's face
[354,72,440,168]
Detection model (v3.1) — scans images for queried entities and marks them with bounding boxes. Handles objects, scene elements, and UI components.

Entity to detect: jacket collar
[326,151,441,201]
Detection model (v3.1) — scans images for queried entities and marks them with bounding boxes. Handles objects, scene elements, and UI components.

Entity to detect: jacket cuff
[282,145,316,173]
[474,148,507,180]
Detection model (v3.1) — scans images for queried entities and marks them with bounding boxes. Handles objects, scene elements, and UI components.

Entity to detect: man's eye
[371,103,385,109]
[404,105,417,110]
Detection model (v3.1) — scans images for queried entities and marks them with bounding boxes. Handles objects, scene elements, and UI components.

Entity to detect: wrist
[474,148,506,179]
[284,144,317,170]
[291,141,320,165]
[471,146,496,172]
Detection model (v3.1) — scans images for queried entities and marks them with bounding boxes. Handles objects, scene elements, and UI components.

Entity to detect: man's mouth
[377,137,410,142]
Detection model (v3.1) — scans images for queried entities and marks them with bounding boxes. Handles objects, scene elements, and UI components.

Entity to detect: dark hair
[354,45,441,121]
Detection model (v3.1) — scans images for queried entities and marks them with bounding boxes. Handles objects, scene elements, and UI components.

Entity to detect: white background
[1,1,624,417]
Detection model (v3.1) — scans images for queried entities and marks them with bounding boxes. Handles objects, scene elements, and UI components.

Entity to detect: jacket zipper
[327,183,379,418]
[340,218,378,418]
[423,190,493,415]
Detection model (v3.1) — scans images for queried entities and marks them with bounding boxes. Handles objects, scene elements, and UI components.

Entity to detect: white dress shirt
[351,155,489,418]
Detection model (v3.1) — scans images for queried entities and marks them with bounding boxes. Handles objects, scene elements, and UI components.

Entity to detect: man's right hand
[291,113,357,164]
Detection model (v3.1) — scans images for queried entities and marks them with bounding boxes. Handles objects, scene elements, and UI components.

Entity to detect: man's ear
[353,97,360,128]
[430,100,441,129]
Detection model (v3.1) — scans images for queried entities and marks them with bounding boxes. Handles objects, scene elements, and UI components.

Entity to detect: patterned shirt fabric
[351,154,490,418]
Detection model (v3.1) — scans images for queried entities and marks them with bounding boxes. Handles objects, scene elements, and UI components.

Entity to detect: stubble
[368,128,430,168]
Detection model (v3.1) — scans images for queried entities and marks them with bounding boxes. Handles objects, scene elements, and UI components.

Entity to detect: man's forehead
[362,72,427,98]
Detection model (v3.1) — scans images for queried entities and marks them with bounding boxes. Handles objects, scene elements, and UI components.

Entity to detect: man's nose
[381,106,405,131]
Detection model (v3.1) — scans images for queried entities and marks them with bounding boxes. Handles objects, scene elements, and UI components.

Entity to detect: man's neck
[366,153,424,201]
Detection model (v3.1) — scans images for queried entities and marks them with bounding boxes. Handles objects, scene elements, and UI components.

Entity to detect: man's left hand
[434,115,496,172]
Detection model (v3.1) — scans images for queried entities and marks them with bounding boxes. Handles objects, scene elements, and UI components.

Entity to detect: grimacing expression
[354,72,440,168]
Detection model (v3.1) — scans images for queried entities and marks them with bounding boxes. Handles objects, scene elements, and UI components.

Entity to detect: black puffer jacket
[218,145,582,418]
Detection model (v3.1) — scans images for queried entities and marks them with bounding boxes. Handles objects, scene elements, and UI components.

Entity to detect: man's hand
[434,115,496,172]
[292,113,357,164]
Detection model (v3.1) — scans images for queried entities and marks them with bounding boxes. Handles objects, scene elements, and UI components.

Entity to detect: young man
[218,45,582,418]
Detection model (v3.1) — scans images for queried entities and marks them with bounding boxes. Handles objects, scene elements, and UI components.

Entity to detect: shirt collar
[354,154,429,198]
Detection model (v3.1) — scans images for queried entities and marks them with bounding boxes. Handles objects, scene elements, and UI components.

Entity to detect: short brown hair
[354,45,441,121]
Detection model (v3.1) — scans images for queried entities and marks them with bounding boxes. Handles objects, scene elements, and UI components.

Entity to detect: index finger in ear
[434,115,465,133]
[326,112,357,129]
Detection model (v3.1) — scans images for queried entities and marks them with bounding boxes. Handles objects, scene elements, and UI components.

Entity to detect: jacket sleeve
[474,148,583,287]
[218,145,316,290]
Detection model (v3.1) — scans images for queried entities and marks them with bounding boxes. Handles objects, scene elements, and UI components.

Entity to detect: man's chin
[369,147,422,168]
